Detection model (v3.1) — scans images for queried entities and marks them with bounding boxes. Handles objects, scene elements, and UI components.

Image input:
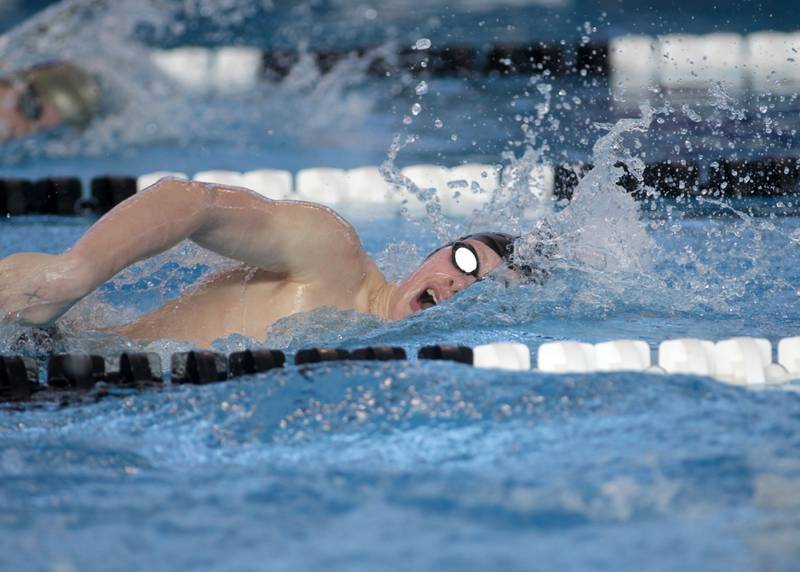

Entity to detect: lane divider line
[2,157,798,217]
[146,32,800,90]
[2,337,798,404]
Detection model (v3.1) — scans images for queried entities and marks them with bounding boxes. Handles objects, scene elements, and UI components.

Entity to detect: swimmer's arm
[0,177,367,325]
[1,177,213,325]
[70,177,367,285]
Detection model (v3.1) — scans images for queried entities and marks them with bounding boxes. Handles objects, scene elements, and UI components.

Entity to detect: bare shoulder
[264,200,374,282]
[184,181,375,286]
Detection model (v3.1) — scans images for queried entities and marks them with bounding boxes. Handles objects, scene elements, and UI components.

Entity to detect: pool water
[2,203,800,571]
[2,1,800,571]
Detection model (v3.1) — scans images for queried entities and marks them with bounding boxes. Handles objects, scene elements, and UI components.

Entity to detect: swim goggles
[17,83,43,121]
[451,241,480,277]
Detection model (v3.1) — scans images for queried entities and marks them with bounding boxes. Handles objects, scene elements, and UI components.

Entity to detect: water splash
[541,105,656,276]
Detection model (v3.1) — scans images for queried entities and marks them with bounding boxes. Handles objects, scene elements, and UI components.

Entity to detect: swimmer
[0,178,535,347]
[0,62,101,141]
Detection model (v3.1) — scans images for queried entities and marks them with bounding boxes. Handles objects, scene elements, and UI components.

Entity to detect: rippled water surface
[2,1,800,570]
[2,211,800,571]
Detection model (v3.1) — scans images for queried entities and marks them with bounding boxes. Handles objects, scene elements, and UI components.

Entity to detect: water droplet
[434,118,443,128]
[415,81,428,96]
[411,103,422,116]
[415,38,432,50]
[450,134,458,141]
[403,115,412,125]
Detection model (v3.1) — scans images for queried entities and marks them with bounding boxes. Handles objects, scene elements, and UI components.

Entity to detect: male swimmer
[0,62,100,141]
[0,178,536,347]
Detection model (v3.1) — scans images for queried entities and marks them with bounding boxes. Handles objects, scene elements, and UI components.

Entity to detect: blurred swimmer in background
[0,61,101,141]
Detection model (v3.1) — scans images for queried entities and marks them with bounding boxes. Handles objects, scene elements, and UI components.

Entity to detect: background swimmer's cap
[23,62,101,127]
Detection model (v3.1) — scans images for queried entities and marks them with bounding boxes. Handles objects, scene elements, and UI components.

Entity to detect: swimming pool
[2,1,800,571]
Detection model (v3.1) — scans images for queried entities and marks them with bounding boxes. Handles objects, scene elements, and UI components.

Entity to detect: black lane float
[0,343,505,404]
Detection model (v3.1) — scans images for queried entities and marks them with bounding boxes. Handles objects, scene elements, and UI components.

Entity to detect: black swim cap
[458,232,516,262]
[447,231,551,284]
[426,229,553,284]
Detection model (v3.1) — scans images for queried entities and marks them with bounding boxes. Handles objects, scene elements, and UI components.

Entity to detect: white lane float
[658,338,716,376]
[610,31,800,97]
[472,342,531,371]
[609,35,659,99]
[211,47,263,94]
[746,32,800,94]
[594,340,652,372]
[295,168,350,206]
[778,337,800,377]
[241,169,293,201]
[345,166,404,214]
[151,46,262,94]
[135,162,551,214]
[537,341,596,373]
[659,33,747,91]
[535,336,800,387]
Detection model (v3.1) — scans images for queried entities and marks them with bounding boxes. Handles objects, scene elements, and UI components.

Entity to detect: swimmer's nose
[446,274,475,295]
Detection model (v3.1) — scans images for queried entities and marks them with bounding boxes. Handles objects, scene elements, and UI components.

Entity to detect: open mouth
[417,288,439,310]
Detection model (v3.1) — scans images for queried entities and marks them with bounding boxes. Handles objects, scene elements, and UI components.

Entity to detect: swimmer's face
[388,238,504,320]
[0,80,62,140]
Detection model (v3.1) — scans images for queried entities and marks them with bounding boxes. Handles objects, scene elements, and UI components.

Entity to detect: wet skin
[0,178,505,347]
[116,239,501,347]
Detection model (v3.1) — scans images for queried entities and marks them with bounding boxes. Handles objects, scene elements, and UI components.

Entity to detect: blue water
[3,1,800,571]
[2,211,800,570]
[2,362,799,571]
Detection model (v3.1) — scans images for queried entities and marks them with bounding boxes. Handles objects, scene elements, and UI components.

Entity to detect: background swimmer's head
[23,62,101,128]
[387,232,530,320]
[0,74,65,140]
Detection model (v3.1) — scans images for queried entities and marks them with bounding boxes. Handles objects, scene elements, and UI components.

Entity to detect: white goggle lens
[453,246,478,274]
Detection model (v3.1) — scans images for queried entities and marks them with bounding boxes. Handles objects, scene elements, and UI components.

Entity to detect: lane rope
[2,157,798,217]
[2,336,799,404]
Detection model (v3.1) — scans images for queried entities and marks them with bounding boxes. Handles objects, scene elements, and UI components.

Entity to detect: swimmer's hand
[0,252,91,325]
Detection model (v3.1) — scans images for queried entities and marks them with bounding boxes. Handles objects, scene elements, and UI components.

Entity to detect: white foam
[659,33,746,90]
[594,340,651,371]
[658,338,716,376]
[537,341,596,373]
